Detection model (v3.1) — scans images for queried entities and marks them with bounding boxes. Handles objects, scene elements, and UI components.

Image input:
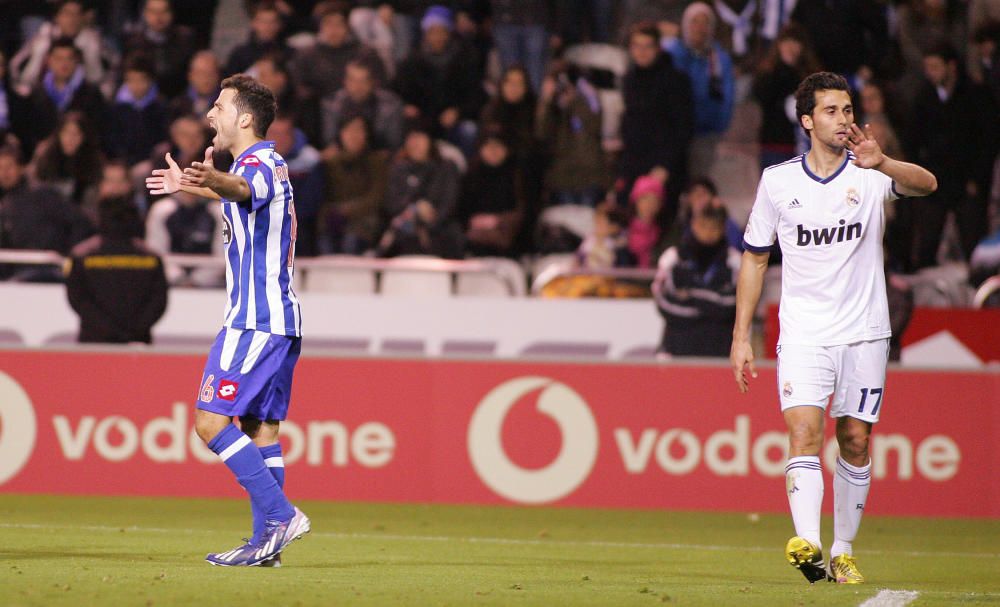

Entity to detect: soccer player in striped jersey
[146,74,308,567]
[730,72,936,584]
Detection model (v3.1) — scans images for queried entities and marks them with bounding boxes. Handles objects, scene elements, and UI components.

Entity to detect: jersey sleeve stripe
[742,239,772,253]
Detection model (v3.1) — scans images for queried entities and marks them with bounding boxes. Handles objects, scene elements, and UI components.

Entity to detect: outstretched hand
[180,147,217,189]
[145,152,183,195]
[846,123,884,169]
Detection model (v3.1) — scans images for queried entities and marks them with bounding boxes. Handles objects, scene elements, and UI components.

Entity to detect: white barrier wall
[0,284,664,359]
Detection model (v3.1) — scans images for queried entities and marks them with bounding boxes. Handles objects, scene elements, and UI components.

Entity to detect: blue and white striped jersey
[219,140,301,337]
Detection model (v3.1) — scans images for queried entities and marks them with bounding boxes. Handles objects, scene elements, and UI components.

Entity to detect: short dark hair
[314,0,350,22]
[48,37,83,61]
[627,21,660,46]
[220,74,277,138]
[794,71,850,135]
[685,176,718,197]
[922,41,960,63]
[694,205,728,228]
[0,145,23,165]
[123,53,156,77]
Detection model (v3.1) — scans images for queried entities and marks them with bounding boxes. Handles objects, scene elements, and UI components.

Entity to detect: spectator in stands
[291,1,386,104]
[66,196,167,344]
[970,225,1000,287]
[555,0,614,46]
[21,38,107,157]
[82,160,142,226]
[627,175,666,269]
[576,201,632,269]
[0,49,28,154]
[10,0,113,94]
[620,21,693,219]
[107,55,169,167]
[138,113,210,208]
[652,205,739,357]
[789,0,887,87]
[752,24,821,171]
[907,43,999,269]
[224,0,289,76]
[0,145,91,281]
[896,0,968,109]
[122,0,198,98]
[664,177,743,252]
[322,59,404,153]
[859,81,905,160]
[711,0,764,68]
[391,5,485,157]
[30,111,104,207]
[377,120,463,258]
[969,23,1000,102]
[250,53,321,147]
[348,2,403,78]
[481,65,537,157]
[536,62,608,208]
[145,188,223,286]
[664,3,735,182]
[489,1,550,93]
[268,114,324,257]
[459,125,525,258]
[320,115,389,255]
[169,50,221,120]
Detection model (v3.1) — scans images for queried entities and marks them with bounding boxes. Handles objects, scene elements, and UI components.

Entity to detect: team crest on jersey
[241,155,260,166]
[222,215,233,244]
[782,381,794,398]
[217,380,239,401]
[845,188,860,207]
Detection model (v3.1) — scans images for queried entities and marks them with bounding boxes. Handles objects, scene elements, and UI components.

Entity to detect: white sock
[785,455,824,551]
[832,457,871,558]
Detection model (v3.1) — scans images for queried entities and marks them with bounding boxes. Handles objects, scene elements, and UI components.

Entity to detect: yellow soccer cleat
[829,554,864,584]
[785,536,828,583]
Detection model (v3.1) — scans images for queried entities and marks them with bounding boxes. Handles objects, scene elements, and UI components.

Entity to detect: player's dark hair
[220,74,277,138]
[48,37,83,61]
[794,71,850,136]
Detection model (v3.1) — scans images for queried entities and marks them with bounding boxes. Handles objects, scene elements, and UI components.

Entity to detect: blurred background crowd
[0,0,998,346]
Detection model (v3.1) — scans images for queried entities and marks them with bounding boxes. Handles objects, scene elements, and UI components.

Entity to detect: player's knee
[787,422,822,453]
[838,431,870,460]
[194,412,230,444]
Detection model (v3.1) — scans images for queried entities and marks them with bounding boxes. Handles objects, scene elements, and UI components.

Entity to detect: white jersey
[743,153,899,346]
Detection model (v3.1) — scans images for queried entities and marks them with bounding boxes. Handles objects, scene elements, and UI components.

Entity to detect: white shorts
[776,338,890,423]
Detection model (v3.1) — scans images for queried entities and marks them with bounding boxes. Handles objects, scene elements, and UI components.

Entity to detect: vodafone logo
[0,371,37,485]
[468,377,598,504]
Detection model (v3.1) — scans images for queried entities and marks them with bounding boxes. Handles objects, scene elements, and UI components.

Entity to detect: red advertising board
[0,351,996,516]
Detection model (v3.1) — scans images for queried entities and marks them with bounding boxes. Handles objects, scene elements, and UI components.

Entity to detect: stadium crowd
[0,0,998,304]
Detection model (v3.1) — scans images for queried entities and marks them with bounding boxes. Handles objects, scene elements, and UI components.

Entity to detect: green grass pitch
[0,495,997,606]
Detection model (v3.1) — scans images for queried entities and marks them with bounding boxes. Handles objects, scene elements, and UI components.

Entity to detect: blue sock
[208,425,294,541]
[250,443,286,541]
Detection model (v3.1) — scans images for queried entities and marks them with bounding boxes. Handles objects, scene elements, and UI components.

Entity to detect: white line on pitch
[859,589,920,607]
[1,522,997,560]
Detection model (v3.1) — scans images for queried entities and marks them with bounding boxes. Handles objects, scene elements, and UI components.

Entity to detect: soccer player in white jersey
[730,72,936,584]
[146,74,309,567]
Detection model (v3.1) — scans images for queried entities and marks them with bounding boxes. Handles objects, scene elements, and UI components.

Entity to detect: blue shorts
[197,327,301,421]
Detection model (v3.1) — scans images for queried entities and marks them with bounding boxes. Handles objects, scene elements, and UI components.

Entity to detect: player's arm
[846,123,937,197]
[145,150,222,201]
[180,147,251,202]
[730,249,769,394]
